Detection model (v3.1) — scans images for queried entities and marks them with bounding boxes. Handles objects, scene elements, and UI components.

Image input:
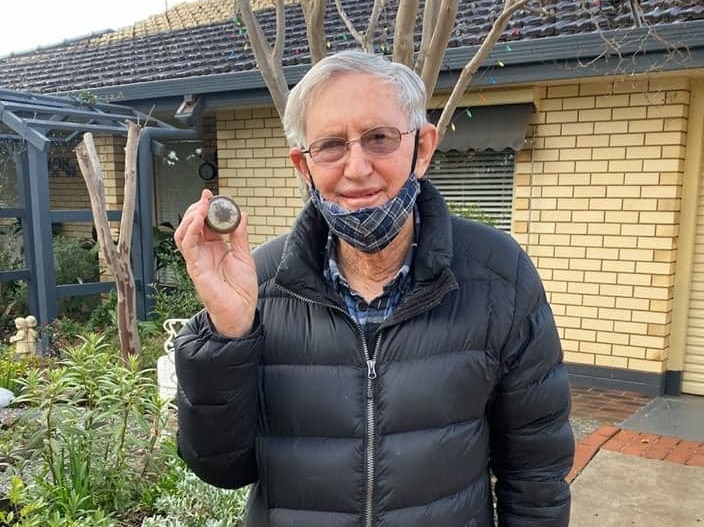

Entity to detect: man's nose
[343,140,373,176]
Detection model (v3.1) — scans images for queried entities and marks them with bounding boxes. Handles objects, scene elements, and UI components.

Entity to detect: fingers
[174,202,204,253]
[175,195,251,268]
[174,190,215,251]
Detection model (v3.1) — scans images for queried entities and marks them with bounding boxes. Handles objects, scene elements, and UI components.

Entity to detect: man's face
[292,72,422,212]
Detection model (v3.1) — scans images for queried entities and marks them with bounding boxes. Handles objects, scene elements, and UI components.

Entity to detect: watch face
[198,161,217,181]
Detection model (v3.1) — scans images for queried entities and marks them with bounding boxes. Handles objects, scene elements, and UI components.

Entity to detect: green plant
[3,333,172,525]
[141,461,249,527]
[53,236,101,320]
[150,224,202,323]
[0,223,28,337]
[0,475,116,527]
[447,202,497,226]
[86,291,118,334]
[0,348,42,395]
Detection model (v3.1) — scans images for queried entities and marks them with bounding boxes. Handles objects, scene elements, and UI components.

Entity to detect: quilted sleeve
[175,309,264,489]
[489,251,575,527]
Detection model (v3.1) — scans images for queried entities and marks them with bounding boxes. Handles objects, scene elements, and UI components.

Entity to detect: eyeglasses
[301,126,416,166]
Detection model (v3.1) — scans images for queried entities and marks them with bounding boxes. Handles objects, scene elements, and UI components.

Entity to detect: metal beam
[0,207,24,219]
[50,209,121,223]
[15,153,38,321]
[135,126,200,319]
[0,270,30,282]
[0,103,49,151]
[24,119,130,134]
[56,281,115,298]
[1,101,136,121]
[26,147,57,337]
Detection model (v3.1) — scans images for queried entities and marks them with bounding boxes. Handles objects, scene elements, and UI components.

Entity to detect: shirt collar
[324,205,420,292]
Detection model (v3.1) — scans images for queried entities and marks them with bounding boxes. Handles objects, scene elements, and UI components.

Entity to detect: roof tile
[0,0,701,94]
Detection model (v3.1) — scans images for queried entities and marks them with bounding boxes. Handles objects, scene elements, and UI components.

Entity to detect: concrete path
[620,395,704,443]
[570,449,704,527]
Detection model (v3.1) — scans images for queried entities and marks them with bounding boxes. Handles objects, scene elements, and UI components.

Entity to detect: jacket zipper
[276,284,381,527]
[364,333,382,527]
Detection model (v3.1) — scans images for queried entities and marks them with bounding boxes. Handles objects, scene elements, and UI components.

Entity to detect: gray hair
[283,50,429,148]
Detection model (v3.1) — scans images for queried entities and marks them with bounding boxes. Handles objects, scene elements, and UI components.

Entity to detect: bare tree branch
[335,0,385,52]
[366,0,386,52]
[335,0,367,49]
[415,0,441,74]
[300,0,328,63]
[435,0,531,144]
[419,0,459,97]
[116,123,139,258]
[393,0,419,66]
[237,0,289,119]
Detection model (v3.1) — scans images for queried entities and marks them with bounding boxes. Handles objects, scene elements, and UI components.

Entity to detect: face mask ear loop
[304,156,318,192]
[410,129,420,174]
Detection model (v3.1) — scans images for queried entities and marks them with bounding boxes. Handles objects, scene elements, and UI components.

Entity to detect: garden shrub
[446,202,497,226]
[150,224,202,323]
[1,334,172,525]
[1,230,102,338]
[0,348,42,395]
[0,224,28,338]
[141,461,249,527]
[52,235,101,320]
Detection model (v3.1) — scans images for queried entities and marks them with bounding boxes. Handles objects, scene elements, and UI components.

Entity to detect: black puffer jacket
[176,180,574,527]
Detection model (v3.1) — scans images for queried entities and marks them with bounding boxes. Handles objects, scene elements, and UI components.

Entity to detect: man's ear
[413,123,439,179]
[290,148,312,186]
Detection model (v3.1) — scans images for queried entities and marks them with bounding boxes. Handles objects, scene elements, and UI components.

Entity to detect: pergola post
[13,152,36,315]
[25,145,55,349]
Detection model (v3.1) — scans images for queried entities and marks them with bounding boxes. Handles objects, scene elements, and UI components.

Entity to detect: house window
[427,103,532,232]
[427,149,515,232]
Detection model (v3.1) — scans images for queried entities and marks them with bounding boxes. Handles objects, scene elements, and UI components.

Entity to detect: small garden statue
[9,315,38,359]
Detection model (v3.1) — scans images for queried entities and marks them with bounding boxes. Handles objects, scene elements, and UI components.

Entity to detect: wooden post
[75,122,142,362]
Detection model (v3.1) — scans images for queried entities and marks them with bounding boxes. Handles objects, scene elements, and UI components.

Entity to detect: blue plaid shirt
[324,207,420,347]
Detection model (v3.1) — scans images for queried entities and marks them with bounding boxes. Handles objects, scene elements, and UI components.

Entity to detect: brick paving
[568,385,653,443]
[570,385,653,424]
[567,385,704,483]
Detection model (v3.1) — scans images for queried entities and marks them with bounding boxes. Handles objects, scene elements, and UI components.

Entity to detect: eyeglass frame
[300,126,417,165]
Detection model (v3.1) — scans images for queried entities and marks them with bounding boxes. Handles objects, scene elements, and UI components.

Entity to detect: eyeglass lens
[308,127,403,164]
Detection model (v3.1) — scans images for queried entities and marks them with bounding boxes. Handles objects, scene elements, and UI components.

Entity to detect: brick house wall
[209,75,697,385]
[48,136,126,241]
[215,107,302,247]
[50,175,93,239]
[514,76,689,376]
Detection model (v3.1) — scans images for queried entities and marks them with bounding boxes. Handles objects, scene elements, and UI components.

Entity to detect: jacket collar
[274,179,455,306]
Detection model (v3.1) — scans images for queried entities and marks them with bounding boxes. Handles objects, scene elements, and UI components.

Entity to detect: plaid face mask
[309,173,419,253]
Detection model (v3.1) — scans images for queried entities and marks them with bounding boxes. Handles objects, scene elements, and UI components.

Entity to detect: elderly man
[174,49,574,527]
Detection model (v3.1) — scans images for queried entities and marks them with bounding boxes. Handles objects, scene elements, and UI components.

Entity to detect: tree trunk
[75,121,143,363]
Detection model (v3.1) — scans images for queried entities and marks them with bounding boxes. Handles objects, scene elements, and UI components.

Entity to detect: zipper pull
[367,359,377,380]
[366,359,377,399]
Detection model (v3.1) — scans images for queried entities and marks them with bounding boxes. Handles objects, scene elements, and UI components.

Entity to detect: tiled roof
[0,0,702,94]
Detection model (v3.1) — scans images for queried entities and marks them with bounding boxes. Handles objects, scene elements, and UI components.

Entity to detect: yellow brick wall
[49,137,126,241]
[215,107,303,246]
[514,77,689,374]
[48,145,92,239]
[50,176,93,239]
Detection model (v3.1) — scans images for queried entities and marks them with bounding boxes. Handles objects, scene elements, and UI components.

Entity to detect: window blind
[427,149,515,232]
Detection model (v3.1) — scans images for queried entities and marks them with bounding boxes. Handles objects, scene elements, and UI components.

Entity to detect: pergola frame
[0,88,185,347]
